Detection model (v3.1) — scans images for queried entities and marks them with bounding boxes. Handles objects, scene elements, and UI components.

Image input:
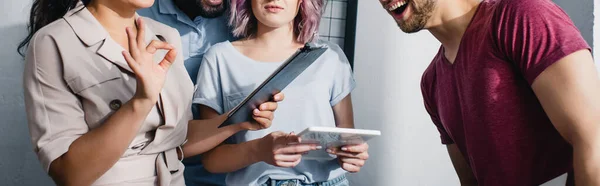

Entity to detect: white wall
[346,1,458,185]
[0,0,54,185]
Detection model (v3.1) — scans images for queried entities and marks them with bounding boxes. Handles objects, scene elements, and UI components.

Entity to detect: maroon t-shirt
[420,0,591,185]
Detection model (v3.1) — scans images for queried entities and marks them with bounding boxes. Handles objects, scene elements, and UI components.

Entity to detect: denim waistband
[265,174,347,186]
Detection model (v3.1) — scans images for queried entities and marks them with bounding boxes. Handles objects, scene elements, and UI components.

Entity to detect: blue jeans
[260,175,349,186]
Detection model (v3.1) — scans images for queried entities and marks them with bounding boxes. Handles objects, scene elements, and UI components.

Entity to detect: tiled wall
[319,0,349,50]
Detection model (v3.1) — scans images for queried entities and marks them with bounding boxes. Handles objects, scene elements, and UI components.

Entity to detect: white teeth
[388,1,406,11]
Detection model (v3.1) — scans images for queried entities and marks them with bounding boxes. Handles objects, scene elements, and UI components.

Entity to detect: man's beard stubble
[398,0,435,33]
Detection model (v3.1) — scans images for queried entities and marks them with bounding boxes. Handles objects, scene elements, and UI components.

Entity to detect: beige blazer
[23,2,193,185]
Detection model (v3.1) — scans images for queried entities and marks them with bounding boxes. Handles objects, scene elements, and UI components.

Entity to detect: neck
[252,21,301,48]
[87,0,137,36]
[427,0,481,52]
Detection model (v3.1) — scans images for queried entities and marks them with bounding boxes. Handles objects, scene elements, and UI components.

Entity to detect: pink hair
[230,0,324,43]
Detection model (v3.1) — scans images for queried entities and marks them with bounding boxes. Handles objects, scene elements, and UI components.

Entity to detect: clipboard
[296,127,381,160]
[219,43,328,127]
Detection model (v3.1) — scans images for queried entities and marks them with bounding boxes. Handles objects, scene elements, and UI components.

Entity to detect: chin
[262,21,289,29]
[257,16,291,28]
[396,19,426,33]
[131,0,155,9]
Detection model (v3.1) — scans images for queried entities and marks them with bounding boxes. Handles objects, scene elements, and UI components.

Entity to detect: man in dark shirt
[379,0,600,185]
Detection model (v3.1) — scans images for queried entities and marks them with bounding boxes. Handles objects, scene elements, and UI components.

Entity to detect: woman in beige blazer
[19,0,282,185]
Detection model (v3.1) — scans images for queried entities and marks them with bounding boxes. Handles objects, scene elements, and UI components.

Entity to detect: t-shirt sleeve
[24,33,90,172]
[328,44,356,106]
[494,0,591,85]
[421,68,454,144]
[192,50,225,114]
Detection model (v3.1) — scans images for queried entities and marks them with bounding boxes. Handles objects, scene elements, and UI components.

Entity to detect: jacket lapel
[138,23,178,130]
[140,20,192,154]
[96,38,133,73]
[64,1,133,73]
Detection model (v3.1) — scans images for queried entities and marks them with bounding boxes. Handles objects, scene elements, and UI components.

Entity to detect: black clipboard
[219,44,328,127]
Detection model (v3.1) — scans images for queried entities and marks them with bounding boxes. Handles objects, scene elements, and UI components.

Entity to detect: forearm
[50,98,154,186]
[202,139,262,173]
[333,95,354,128]
[573,98,600,185]
[183,119,244,158]
[572,131,600,185]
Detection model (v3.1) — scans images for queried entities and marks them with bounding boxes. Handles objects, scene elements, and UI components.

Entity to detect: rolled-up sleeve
[23,33,89,172]
[328,43,356,106]
[192,49,224,115]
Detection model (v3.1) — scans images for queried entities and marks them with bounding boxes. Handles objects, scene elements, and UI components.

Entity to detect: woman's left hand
[328,143,370,173]
[239,92,285,130]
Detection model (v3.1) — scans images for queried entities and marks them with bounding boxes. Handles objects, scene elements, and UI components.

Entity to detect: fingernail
[316,146,322,150]
[253,109,259,114]
[342,147,348,151]
[326,149,333,153]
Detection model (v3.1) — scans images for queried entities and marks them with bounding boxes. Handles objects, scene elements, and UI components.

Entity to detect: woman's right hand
[237,93,285,131]
[122,18,178,104]
[256,132,320,168]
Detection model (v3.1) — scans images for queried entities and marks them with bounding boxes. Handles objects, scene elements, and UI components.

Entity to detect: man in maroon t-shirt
[378,0,600,185]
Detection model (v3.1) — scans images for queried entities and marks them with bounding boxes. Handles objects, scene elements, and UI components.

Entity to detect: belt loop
[178,139,187,161]
[177,145,184,161]
[164,148,180,173]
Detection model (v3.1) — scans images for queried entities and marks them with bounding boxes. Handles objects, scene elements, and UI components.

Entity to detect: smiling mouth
[388,0,409,19]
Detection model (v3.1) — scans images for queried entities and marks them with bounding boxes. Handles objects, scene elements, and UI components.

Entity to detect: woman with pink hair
[192,0,370,185]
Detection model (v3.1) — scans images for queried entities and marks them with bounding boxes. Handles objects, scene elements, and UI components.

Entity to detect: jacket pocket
[66,73,122,94]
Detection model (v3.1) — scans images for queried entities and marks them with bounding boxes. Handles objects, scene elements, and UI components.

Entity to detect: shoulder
[200,41,235,67]
[496,0,554,8]
[312,39,350,66]
[25,19,78,77]
[205,41,233,57]
[31,19,73,46]
[492,0,564,16]
[315,39,344,54]
[27,19,76,61]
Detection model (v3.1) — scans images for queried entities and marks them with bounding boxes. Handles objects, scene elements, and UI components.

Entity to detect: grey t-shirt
[193,40,355,185]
